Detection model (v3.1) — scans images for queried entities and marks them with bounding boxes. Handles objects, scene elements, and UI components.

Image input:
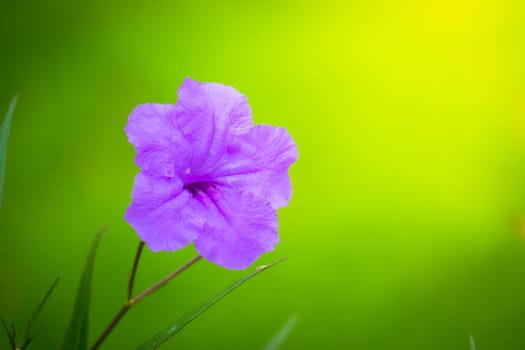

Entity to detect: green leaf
[263,315,297,350]
[136,258,286,350]
[1,318,16,350]
[0,95,18,207]
[21,277,60,349]
[61,227,106,350]
[469,334,477,350]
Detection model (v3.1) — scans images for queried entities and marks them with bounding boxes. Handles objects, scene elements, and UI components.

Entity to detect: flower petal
[173,77,253,173]
[217,169,293,209]
[125,172,205,251]
[193,185,278,270]
[213,125,298,208]
[125,103,190,177]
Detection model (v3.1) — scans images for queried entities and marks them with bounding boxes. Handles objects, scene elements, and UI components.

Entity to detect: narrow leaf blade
[263,315,297,350]
[61,228,106,350]
[469,334,477,350]
[1,318,16,349]
[21,276,60,348]
[136,258,286,350]
[0,95,18,207]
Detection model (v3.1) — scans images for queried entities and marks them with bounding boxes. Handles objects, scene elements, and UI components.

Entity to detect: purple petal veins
[125,77,297,269]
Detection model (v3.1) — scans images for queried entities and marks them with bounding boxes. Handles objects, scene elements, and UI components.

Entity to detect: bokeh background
[1,0,525,349]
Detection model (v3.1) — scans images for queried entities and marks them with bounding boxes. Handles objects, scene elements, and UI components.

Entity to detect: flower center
[184,181,212,197]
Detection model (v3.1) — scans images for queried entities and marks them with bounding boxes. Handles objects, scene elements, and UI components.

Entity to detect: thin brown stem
[132,255,202,304]
[128,241,145,300]
[90,254,202,350]
[90,303,131,350]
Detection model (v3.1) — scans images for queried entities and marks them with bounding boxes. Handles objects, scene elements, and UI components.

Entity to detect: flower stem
[128,241,145,300]
[132,255,202,304]
[90,254,202,350]
[90,303,131,350]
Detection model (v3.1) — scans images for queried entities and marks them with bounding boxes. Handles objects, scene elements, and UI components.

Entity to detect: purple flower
[124,78,298,269]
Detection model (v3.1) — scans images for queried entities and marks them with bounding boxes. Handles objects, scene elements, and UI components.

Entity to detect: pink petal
[125,173,205,251]
[125,103,190,177]
[193,185,278,270]
[213,125,298,208]
[173,78,253,173]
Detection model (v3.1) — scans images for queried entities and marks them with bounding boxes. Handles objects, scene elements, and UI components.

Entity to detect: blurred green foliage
[1,0,525,349]
[0,96,17,207]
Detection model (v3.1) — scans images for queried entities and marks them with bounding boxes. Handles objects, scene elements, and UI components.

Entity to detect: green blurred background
[1,0,525,349]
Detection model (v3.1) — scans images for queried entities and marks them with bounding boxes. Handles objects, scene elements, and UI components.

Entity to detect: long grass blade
[21,277,60,348]
[263,315,297,350]
[0,95,18,207]
[136,258,286,350]
[61,227,106,350]
[469,334,477,350]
